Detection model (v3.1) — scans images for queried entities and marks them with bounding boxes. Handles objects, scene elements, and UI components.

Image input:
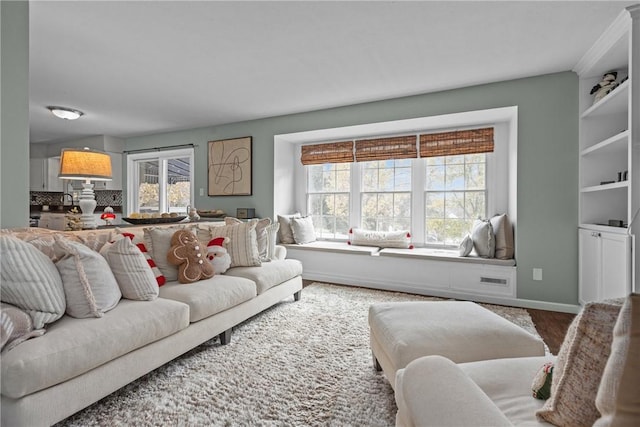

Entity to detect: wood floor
[302,280,575,355]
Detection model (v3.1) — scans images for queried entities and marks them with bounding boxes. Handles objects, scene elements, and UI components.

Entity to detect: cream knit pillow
[537,300,623,426]
[594,293,640,426]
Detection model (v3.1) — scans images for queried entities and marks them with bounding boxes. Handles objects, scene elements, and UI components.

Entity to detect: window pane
[137,160,159,213]
[445,192,465,219]
[465,191,485,219]
[362,168,378,191]
[426,192,444,218]
[167,157,191,214]
[445,165,464,190]
[426,165,445,190]
[394,193,411,217]
[308,166,323,192]
[306,163,351,239]
[395,167,411,191]
[425,153,487,247]
[465,163,485,190]
[336,170,350,191]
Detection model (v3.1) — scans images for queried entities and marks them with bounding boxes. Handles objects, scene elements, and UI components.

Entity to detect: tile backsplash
[30,190,122,207]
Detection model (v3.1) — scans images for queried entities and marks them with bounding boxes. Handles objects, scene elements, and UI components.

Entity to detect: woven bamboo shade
[354,135,418,162]
[419,127,494,158]
[300,141,354,165]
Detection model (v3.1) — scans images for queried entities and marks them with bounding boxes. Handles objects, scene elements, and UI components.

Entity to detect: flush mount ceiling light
[47,106,84,120]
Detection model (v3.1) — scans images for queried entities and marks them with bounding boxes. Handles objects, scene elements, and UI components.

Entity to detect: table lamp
[58,148,112,229]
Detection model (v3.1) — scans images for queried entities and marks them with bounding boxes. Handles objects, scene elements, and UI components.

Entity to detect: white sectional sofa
[0,221,303,426]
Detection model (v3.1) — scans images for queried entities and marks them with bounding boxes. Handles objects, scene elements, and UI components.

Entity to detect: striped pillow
[100,237,159,301]
[117,231,166,286]
[204,222,261,267]
[0,235,66,329]
[53,236,121,319]
[264,222,280,261]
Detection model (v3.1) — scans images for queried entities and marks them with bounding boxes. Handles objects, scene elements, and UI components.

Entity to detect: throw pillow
[167,230,215,284]
[594,293,640,427]
[490,213,514,259]
[0,234,66,329]
[225,217,272,260]
[264,222,280,261]
[76,231,114,252]
[202,221,261,268]
[532,362,554,400]
[291,216,316,244]
[471,219,495,258]
[53,235,122,319]
[116,230,166,286]
[100,237,159,301]
[143,225,189,282]
[458,234,473,257]
[0,303,46,353]
[536,300,623,427]
[348,228,414,249]
[277,213,301,244]
[21,232,81,262]
[206,237,231,274]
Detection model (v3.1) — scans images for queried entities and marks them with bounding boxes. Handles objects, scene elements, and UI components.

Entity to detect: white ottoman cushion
[369,301,545,389]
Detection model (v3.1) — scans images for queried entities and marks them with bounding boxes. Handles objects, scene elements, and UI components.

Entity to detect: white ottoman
[368,301,546,389]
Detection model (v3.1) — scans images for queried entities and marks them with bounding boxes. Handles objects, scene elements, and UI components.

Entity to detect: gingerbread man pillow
[167,230,214,284]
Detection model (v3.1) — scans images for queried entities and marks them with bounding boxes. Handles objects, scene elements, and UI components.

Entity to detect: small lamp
[58,148,112,229]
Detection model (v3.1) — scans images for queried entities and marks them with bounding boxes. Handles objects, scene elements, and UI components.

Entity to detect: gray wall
[1,1,29,228]
[126,71,579,305]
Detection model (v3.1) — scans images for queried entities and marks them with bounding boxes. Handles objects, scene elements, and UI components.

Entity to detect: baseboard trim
[303,272,581,314]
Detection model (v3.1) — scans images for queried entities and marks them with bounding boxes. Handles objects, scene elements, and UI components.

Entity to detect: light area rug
[57,282,543,427]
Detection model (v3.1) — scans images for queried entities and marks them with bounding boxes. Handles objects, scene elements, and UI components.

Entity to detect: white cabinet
[579,229,631,305]
[29,158,63,192]
[575,5,639,297]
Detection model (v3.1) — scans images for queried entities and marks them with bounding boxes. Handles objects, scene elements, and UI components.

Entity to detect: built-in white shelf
[581,129,629,156]
[581,181,629,192]
[580,223,629,234]
[580,79,629,119]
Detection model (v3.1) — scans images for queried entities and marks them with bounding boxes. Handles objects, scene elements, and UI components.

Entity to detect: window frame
[276,106,517,251]
[126,147,195,215]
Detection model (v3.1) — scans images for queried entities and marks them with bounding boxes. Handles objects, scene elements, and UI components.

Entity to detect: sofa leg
[373,353,382,371]
[219,329,231,345]
[294,290,302,301]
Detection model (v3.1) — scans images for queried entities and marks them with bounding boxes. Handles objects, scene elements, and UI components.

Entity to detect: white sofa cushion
[224,259,303,294]
[1,298,189,399]
[159,275,257,322]
[459,356,555,426]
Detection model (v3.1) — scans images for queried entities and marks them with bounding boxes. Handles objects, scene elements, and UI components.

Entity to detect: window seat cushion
[282,241,379,255]
[379,247,516,266]
[285,241,515,266]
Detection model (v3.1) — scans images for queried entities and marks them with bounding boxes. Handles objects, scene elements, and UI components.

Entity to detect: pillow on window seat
[348,228,413,249]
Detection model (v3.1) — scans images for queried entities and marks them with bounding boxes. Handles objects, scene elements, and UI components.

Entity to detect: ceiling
[29,0,638,144]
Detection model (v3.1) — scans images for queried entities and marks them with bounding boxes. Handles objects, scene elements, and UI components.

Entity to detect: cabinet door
[46,157,63,192]
[579,229,601,304]
[600,233,631,300]
[29,159,46,191]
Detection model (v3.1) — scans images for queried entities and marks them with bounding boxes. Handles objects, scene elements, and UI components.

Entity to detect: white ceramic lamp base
[78,181,97,229]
